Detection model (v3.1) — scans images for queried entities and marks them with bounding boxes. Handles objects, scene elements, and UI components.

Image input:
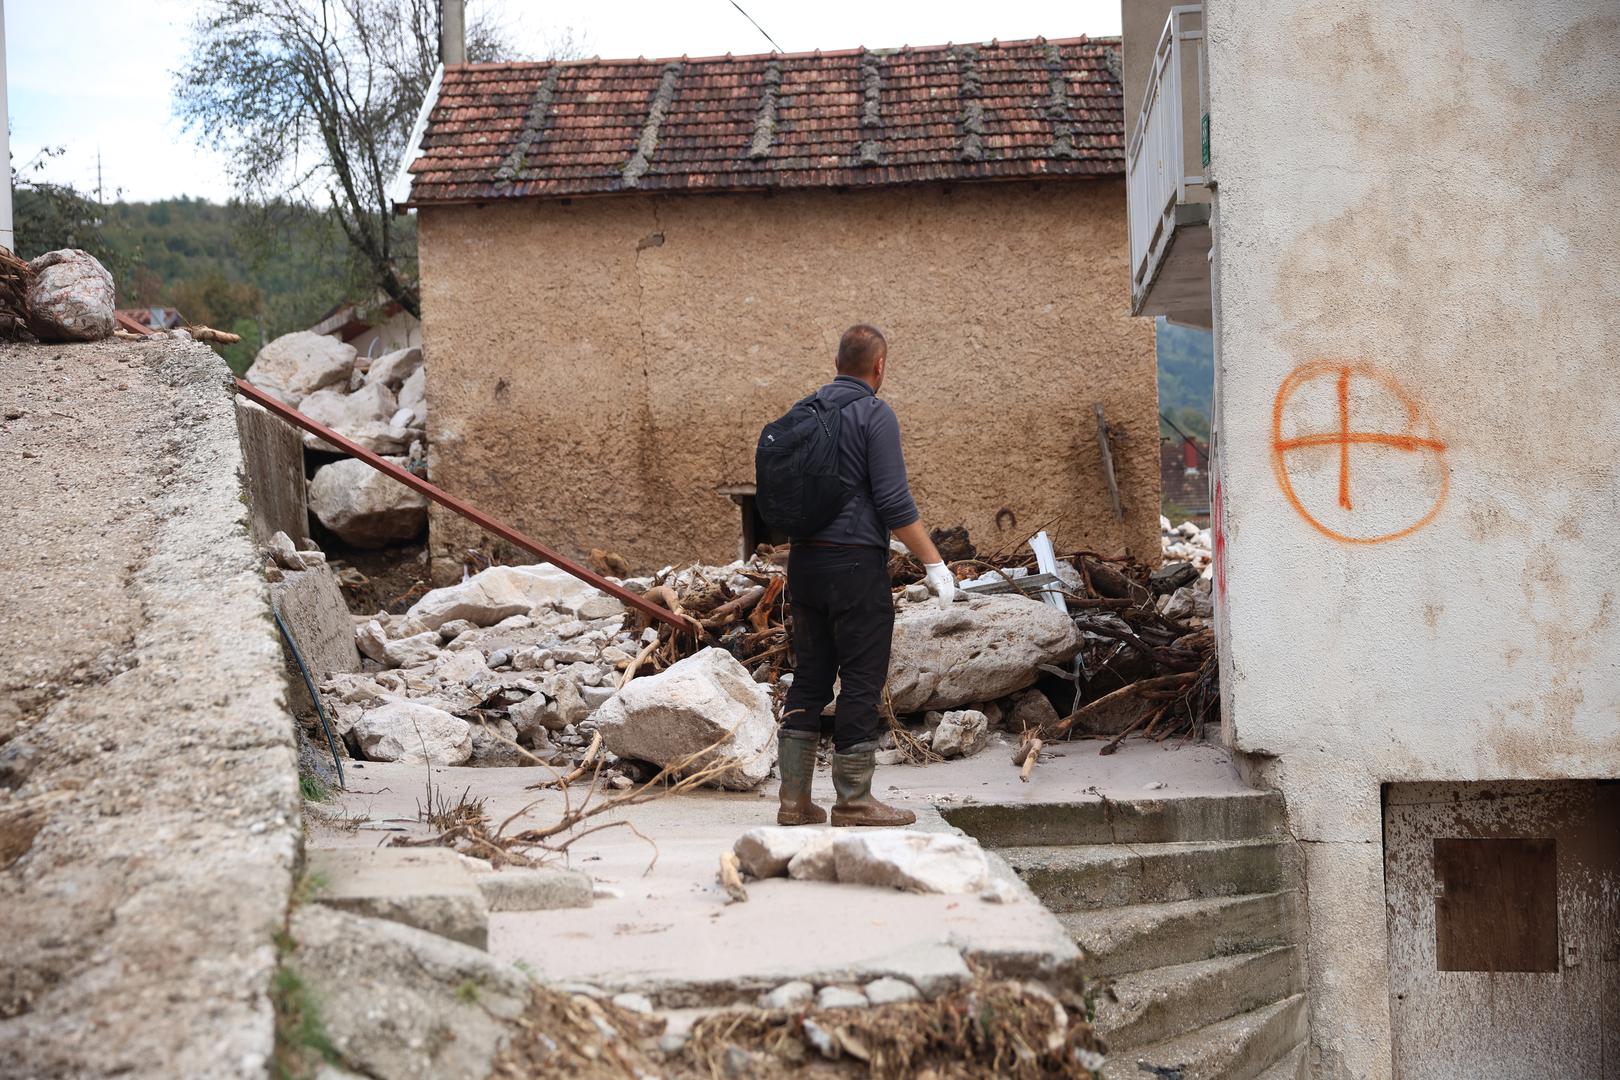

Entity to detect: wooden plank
[1433,837,1559,973]
[1094,403,1124,522]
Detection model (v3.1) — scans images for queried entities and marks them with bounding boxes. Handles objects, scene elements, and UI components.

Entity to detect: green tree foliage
[11,149,127,277]
[174,0,521,318]
[1156,317,1214,440]
[13,185,357,373]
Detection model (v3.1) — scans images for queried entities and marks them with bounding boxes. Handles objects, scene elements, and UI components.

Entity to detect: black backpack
[754,391,853,537]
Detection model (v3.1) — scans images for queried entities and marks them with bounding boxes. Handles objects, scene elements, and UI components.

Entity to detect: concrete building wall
[417,181,1159,572]
[1204,0,1620,1075]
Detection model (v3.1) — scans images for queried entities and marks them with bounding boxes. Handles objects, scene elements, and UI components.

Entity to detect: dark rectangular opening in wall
[719,485,788,561]
[1433,837,1559,972]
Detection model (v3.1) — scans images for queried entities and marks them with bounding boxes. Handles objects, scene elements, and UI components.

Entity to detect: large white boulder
[309,457,427,547]
[245,330,356,407]
[366,346,424,391]
[592,647,775,790]
[405,563,598,631]
[398,366,426,420]
[352,701,472,765]
[831,830,990,895]
[885,595,1083,713]
[27,249,115,341]
[297,382,406,452]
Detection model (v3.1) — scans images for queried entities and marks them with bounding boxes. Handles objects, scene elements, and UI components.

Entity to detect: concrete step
[1254,1042,1309,1080]
[1099,994,1309,1080]
[945,790,1286,848]
[999,839,1295,912]
[1062,891,1298,977]
[1093,945,1304,1051]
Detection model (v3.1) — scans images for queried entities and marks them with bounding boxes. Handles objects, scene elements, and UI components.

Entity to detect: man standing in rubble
[776,324,956,828]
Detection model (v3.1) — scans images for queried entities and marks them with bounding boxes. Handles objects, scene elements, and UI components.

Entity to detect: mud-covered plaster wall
[416,179,1159,574]
[1204,0,1620,1075]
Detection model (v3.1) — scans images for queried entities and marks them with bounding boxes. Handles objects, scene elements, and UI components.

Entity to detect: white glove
[923,562,957,605]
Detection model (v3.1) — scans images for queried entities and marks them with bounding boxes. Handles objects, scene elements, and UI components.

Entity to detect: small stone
[1143,780,1167,790]
[815,986,868,1010]
[802,1018,838,1059]
[487,648,513,669]
[437,618,478,642]
[611,992,653,1014]
[903,583,929,603]
[863,977,920,1006]
[3,407,23,420]
[874,748,904,766]
[979,878,1019,904]
[930,710,989,759]
[758,980,815,1011]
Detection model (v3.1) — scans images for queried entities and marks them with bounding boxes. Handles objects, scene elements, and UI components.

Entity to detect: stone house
[1123,0,1620,1075]
[396,37,1159,575]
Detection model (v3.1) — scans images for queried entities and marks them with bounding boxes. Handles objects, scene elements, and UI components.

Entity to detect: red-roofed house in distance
[395,36,1159,578]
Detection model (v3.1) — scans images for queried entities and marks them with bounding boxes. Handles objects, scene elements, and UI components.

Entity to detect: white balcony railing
[1127,5,1208,305]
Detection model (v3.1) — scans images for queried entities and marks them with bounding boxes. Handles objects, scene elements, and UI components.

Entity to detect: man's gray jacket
[803,375,919,549]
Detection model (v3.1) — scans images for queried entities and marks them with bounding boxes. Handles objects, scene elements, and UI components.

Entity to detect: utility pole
[0,0,13,252]
[439,0,465,65]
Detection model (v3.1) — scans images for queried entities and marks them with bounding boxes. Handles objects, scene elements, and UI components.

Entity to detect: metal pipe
[274,608,345,788]
[233,378,689,631]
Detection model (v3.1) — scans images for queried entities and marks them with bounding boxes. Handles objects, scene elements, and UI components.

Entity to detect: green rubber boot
[777,730,828,826]
[830,743,916,827]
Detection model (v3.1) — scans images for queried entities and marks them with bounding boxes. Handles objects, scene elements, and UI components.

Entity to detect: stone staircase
[946,791,1308,1080]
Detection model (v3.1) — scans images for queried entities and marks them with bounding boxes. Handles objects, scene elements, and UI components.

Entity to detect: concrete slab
[307,847,489,949]
[310,736,1247,1006]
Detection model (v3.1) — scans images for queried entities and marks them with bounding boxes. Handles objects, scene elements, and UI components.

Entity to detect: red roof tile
[403,36,1123,205]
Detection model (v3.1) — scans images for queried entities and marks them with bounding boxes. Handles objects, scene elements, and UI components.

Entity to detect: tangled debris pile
[491,973,1103,1080]
[292,512,1219,798]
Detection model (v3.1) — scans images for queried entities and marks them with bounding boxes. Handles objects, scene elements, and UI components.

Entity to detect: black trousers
[780,544,895,753]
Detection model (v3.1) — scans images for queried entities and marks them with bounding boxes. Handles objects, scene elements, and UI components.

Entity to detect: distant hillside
[14,192,365,372]
[1157,316,1214,440]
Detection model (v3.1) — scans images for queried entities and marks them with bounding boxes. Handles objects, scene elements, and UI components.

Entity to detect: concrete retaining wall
[0,341,300,1078]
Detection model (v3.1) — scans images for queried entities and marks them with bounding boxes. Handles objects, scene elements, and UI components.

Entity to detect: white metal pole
[0,0,13,253]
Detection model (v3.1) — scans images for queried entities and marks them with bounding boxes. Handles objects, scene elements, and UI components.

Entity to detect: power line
[1159,410,1209,464]
[727,0,784,54]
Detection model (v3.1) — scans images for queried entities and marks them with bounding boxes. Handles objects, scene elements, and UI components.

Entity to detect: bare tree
[175,0,523,317]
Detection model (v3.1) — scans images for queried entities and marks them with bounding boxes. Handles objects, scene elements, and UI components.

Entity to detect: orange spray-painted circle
[1270,360,1449,545]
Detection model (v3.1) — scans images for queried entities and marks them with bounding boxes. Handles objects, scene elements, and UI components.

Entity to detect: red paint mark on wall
[1271,361,1449,545]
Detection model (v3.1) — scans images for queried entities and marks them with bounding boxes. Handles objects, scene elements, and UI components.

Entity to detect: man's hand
[923,561,957,605]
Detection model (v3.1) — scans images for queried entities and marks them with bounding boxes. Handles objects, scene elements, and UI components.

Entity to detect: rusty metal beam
[233,377,688,631]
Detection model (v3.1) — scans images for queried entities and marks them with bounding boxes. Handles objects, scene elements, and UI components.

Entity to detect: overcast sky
[6,0,1121,204]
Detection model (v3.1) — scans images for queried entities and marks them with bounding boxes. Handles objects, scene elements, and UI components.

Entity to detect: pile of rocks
[243,330,428,546]
[318,560,640,769]
[1161,514,1214,571]
[313,549,1089,783]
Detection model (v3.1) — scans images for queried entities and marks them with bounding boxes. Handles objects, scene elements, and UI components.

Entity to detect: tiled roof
[403,36,1124,205]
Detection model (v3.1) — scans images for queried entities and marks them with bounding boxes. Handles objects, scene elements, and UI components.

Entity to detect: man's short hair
[836,324,887,376]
